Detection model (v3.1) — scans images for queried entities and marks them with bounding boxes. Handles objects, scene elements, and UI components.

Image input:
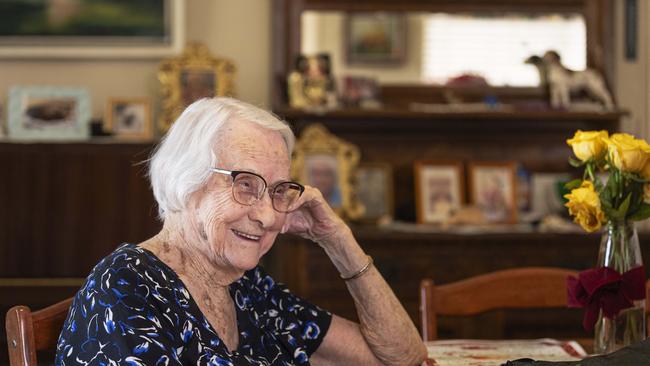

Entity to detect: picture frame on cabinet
[355,163,393,223]
[414,161,465,224]
[158,42,236,133]
[7,86,91,141]
[0,0,185,58]
[345,12,406,64]
[105,97,153,140]
[291,124,364,220]
[468,162,519,224]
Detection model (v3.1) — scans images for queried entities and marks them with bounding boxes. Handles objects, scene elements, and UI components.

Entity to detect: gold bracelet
[340,255,374,281]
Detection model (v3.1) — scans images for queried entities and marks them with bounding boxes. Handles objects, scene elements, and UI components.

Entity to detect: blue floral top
[55,244,331,365]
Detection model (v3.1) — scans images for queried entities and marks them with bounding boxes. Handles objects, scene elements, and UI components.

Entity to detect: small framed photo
[345,13,406,64]
[356,163,393,223]
[105,98,153,139]
[468,162,518,224]
[341,76,380,108]
[414,161,465,224]
[7,86,90,141]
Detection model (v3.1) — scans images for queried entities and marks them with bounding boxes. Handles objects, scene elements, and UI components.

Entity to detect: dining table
[423,338,587,366]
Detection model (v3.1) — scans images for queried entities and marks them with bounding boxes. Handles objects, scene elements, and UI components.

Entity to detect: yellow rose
[564,180,606,232]
[641,160,650,180]
[566,130,609,162]
[605,133,650,173]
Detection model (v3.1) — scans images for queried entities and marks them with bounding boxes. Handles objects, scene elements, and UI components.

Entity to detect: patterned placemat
[424,339,587,366]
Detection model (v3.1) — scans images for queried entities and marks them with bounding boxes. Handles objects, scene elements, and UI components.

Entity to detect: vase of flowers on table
[564,130,648,354]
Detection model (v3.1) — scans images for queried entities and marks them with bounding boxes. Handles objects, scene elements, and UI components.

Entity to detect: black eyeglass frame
[209,167,305,212]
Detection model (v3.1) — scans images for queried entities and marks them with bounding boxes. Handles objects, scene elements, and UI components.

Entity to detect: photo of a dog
[525,50,614,110]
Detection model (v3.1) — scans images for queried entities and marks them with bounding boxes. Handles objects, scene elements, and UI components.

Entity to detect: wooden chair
[5,297,73,366]
[419,267,580,341]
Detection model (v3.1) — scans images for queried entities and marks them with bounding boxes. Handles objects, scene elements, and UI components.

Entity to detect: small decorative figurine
[287,53,337,109]
[525,50,614,110]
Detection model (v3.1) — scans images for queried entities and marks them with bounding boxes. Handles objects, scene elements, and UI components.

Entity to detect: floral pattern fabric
[55,244,331,365]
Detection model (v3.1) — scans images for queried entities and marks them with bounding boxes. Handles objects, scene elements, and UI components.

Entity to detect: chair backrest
[5,298,73,366]
[646,280,650,336]
[419,267,579,341]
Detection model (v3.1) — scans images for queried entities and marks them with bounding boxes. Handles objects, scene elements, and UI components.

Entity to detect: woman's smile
[231,228,262,242]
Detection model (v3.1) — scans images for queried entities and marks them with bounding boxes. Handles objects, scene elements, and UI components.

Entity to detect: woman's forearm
[321,228,427,366]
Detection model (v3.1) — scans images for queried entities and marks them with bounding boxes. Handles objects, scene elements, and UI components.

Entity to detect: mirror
[301,11,587,88]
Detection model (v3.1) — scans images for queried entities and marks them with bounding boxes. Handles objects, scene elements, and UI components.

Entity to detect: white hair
[148,97,295,220]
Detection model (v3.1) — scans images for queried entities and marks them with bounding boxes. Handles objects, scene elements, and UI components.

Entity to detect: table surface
[424,339,587,366]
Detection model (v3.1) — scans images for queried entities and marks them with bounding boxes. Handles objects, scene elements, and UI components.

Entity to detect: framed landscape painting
[345,12,406,64]
[0,0,185,58]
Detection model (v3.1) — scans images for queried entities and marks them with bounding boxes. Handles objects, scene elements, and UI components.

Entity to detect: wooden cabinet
[0,140,162,365]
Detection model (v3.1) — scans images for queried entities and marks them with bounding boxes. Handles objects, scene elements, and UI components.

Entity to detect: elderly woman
[55,98,426,365]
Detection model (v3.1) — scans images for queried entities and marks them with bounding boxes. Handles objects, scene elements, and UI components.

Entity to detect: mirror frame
[271,0,614,111]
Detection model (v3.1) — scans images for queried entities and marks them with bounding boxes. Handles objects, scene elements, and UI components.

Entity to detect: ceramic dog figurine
[525,51,614,110]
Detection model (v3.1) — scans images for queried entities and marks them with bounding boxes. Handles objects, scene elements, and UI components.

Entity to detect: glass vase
[593,220,646,354]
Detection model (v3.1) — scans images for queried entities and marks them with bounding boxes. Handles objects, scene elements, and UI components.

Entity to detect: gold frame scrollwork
[158,41,236,133]
[291,124,364,220]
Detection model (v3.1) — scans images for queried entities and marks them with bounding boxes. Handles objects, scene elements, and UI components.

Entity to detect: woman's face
[188,118,290,273]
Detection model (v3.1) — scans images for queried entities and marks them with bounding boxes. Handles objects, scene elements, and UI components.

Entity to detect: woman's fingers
[283,185,342,240]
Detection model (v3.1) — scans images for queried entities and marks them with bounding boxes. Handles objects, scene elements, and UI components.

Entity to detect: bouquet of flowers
[565,130,650,232]
[565,130,649,353]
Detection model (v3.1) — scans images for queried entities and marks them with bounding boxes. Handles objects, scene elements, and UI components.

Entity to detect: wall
[614,0,649,137]
[0,0,271,131]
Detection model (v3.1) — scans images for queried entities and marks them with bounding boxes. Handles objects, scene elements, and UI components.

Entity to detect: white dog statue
[525,51,614,110]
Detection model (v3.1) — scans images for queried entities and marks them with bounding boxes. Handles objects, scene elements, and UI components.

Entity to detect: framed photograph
[0,0,185,58]
[105,97,153,139]
[341,75,380,108]
[345,13,406,64]
[158,42,236,133]
[530,172,571,217]
[468,162,518,224]
[415,161,465,224]
[291,124,364,220]
[7,86,90,141]
[356,163,393,223]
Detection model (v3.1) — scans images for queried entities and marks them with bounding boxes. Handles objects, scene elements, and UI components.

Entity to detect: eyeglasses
[209,168,305,213]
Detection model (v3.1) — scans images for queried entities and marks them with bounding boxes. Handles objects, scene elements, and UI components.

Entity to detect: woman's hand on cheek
[280,186,351,249]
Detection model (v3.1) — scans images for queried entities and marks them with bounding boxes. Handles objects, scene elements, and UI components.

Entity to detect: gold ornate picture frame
[291,124,364,220]
[158,42,236,133]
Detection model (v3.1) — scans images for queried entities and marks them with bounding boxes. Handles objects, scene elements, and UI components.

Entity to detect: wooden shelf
[275,107,624,137]
[277,107,625,121]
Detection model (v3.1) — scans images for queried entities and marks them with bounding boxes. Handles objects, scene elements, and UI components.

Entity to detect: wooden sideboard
[266,227,650,341]
[0,140,162,365]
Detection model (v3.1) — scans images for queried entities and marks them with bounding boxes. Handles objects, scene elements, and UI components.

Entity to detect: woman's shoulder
[78,243,179,296]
